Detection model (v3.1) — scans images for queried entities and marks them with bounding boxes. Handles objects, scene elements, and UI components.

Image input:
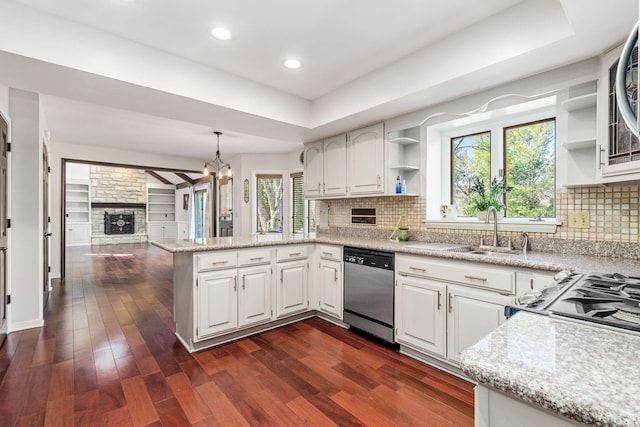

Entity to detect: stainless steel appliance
[506,272,640,334]
[343,247,395,343]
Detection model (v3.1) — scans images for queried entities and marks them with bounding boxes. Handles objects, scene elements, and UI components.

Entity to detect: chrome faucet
[485,206,499,247]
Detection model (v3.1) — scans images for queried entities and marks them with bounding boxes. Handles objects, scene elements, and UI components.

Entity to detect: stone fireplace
[90,165,148,245]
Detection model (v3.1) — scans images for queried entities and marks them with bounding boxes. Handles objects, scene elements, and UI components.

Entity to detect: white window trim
[426,96,559,232]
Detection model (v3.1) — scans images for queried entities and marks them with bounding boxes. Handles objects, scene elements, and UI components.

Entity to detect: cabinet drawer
[396,255,515,294]
[196,252,237,272]
[318,244,341,261]
[276,245,308,262]
[238,248,272,266]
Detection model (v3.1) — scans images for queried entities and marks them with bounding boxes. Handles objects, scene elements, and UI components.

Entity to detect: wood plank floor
[0,243,474,426]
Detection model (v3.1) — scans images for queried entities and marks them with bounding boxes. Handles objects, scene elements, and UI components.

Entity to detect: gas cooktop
[546,273,640,333]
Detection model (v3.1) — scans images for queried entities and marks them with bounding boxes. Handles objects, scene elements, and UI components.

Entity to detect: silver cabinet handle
[448,293,453,313]
[377,175,381,188]
[317,183,321,193]
[334,268,338,282]
[437,290,442,310]
[250,257,264,261]
[530,278,534,290]
[233,276,237,291]
[242,275,246,290]
[289,252,301,257]
[410,266,427,273]
[322,252,332,257]
[464,275,487,282]
[211,260,228,265]
[280,269,284,283]
[598,145,605,168]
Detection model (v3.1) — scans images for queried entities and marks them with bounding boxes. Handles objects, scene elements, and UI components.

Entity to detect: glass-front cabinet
[598,44,640,179]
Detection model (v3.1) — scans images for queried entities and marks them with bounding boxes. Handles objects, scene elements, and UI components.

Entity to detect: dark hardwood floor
[0,243,474,426]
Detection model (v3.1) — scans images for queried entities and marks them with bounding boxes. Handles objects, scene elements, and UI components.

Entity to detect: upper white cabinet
[597,45,640,181]
[323,134,348,196]
[348,123,384,196]
[304,134,347,198]
[304,123,384,199]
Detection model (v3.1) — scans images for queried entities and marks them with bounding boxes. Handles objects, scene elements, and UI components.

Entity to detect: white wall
[66,162,90,180]
[231,151,302,236]
[49,141,203,277]
[8,88,44,331]
[0,84,8,116]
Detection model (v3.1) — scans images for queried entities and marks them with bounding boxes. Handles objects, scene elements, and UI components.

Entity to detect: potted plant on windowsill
[468,176,511,220]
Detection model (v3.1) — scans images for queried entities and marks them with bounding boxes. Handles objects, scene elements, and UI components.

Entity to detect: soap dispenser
[395,176,402,193]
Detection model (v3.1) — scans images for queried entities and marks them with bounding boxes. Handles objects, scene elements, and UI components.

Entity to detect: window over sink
[425,94,560,232]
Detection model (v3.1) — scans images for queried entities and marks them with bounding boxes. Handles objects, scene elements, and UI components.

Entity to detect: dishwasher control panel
[345,255,364,264]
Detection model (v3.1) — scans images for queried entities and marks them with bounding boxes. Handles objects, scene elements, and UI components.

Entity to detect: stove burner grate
[611,303,640,325]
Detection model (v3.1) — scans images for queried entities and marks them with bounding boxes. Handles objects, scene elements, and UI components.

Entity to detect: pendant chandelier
[203,131,232,179]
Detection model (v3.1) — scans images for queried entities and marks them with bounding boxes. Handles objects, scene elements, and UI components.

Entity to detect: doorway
[43,144,50,308]
[0,113,8,347]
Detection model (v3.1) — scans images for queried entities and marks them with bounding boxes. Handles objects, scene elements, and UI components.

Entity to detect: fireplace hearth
[104,211,135,235]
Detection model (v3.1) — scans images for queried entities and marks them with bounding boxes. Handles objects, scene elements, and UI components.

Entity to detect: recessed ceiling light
[211,27,232,41]
[284,59,302,70]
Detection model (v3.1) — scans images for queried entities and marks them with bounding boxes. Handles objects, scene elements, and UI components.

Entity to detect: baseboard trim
[9,319,44,333]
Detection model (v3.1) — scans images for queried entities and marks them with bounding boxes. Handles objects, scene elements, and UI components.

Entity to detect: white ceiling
[0,0,638,160]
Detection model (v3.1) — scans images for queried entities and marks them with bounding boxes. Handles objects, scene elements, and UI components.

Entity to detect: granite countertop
[460,312,640,426]
[152,235,640,276]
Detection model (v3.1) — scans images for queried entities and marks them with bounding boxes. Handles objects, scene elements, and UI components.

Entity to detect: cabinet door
[516,271,556,297]
[304,141,323,198]
[162,222,178,240]
[319,259,342,319]
[348,123,384,195]
[323,134,347,196]
[66,223,91,246]
[147,223,165,240]
[238,266,272,328]
[197,270,237,338]
[276,260,308,318]
[395,274,446,358]
[446,285,513,364]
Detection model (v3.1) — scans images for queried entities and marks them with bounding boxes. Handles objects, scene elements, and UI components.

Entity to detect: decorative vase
[477,210,503,221]
[398,227,410,241]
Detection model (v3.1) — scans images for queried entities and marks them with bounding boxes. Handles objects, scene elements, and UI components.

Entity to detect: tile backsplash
[322,184,640,244]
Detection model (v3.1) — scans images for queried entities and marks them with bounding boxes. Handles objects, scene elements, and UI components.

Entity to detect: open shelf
[388,136,420,145]
[147,184,176,223]
[561,93,596,111]
[390,165,420,171]
[65,180,90,224]
[562,138,596,151]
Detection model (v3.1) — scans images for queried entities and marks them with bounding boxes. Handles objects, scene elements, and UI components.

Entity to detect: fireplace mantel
[92,202,146,209]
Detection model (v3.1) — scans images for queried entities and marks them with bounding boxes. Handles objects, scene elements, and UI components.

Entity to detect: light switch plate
[568,211,590,229]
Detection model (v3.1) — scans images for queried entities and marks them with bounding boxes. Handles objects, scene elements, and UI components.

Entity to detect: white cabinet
[238,265,272,328]
[147,184,176,222]
[323,134,348,196]
[177,221,189,239]
[304,141,323,198]
[66,223,91,246]
[395,274,446,358]
[516,270,556,297]
[348,123,384,195]
[317,245,342,319]
[446,285,513,364]
[276,260,308,317]
[303,135,347,198]
[65,178,91,246]
[303,123,384,199]
[147,222,177,240]
[197,269,237,337]
[395,254,514,366]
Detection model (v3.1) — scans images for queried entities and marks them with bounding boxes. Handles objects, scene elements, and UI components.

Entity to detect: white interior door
[0,113,8,346]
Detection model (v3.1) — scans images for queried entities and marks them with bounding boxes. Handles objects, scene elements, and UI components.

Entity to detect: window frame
[502,117,557,218]
[449,130,492,214]
[430,97,559,230]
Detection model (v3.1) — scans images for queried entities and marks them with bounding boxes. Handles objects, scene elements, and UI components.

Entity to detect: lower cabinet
[318,257,342,319]
[395,274,446,358]
[148,222,177,240]
[395,254,515,365]
[276,260,308,318]
[446,285,513,364]
[197,269,238,337]
[66,222,91,246]
[196,263,272,341]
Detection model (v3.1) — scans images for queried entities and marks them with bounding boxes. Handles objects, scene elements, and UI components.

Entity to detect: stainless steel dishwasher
[343,246,395,343]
